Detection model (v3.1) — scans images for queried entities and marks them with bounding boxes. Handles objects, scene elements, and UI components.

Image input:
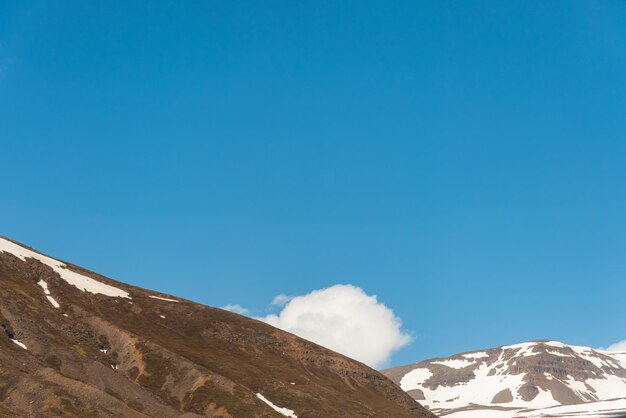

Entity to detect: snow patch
[400,368,433,391]
[11,339,27,350]
[463,352,489,360]
[46,295,60,308]
[37,280,60,308]
[545,349,574,358]
[502,342,540,357]
[432,358,476,369]
[601,351,626,368]
[256,393,297,417]
[544,341,568,348]
[0,238,130,298]
[149,295,179,302]
[444,398,626,418]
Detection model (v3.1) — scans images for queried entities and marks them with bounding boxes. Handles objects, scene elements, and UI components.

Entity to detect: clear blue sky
[2,1,626,366]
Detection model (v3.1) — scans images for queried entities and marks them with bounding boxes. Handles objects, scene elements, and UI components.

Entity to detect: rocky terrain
[383,340,626,418]
[0,236,435,418]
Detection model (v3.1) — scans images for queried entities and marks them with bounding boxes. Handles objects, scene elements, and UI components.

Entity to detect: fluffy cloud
[603,340,626,352]
[259,284,411,368]
[221,304,250,315]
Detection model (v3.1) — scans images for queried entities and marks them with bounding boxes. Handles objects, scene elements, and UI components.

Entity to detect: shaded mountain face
[383,340,626,418]
[0,236,435,418]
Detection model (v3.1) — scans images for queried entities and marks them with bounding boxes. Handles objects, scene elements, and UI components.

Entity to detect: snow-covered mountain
[383,340,626,418]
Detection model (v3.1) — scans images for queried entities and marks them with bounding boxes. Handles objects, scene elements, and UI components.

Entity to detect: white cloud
[603,340,626,352]
[259,284,411,368]
[271,293,292,307]
[221,304,250,315]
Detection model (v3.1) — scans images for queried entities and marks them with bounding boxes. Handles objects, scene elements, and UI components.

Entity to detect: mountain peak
[384,340,626,418]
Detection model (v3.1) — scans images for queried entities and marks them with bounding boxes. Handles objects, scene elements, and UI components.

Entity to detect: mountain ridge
[0,235,434,418]
[383,340,626,418]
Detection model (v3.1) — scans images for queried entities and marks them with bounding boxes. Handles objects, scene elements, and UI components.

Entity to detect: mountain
[0,236,435,418]
[383,340,626,418]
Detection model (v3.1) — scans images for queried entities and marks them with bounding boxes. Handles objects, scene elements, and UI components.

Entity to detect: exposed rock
[383,340,626,417]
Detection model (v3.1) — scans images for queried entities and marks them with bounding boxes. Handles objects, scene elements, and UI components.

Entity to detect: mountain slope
[0,236,435,418]
[383,340,626,418]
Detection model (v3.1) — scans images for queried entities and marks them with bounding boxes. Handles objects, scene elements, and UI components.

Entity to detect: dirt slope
[0,236,434,418]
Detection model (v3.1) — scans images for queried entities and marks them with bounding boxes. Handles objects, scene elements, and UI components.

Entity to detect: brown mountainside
[0,236,434,418]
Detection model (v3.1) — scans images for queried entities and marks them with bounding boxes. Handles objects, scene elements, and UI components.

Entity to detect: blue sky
[1,1,626,367]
